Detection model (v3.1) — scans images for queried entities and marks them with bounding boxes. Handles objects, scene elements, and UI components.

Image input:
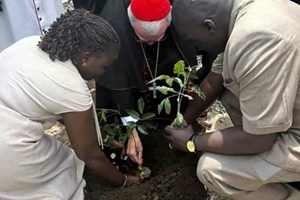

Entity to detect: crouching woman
[0,9,138,200]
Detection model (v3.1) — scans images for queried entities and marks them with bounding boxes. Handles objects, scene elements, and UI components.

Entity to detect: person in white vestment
[0,0,65,51]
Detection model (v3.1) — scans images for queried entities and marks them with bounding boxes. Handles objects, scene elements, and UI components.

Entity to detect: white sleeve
[27,61,93,115]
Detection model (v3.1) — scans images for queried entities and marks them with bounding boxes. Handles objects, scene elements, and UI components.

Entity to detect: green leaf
[127,122,137,130]
[175,112,184,126]
[113,116,120,124]
[140,122,157,130]
[173,60,185,74]
[166,77,173,87]
[126,127,132,135]
[141,112,156,120]
[138,98,145,114]
[137,125,148,135]
[191,67,198,73]
[190,86,198,94]
[118,134,128,145]
[147,75,170,84]
[190,87,206,100]
[164,98,171,114]
[189,73,199,80]
[157,86,170,95]
[125,109,140,120]
[98,110,107,123]
[159,75,171,80]
[200,91,206,100]
[174,77,184,87]
[112,125,120,133]
[107,135,115,146]
[101,111,107,122]
[158,99,165,114]
[102,125,113,134]
[117,126,122,135]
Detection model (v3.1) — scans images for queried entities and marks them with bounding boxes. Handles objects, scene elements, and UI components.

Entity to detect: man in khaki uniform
[164,0,300,199]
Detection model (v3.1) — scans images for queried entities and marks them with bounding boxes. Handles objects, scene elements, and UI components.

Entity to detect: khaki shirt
[213,0,300,135]
[212,0,300,172]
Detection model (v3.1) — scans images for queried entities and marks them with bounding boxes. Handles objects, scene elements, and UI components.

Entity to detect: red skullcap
[130,0,171,21]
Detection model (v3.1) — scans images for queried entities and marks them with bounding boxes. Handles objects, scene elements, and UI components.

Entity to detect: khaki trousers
[196,90,300,200]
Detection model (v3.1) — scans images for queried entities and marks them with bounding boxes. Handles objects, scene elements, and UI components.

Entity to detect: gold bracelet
[121,174,127,188]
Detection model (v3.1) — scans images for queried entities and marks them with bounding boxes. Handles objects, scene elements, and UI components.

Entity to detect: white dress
[0,36,93,200]
[0,0,65,51]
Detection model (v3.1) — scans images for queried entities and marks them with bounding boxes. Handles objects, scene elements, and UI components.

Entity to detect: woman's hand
[125,174,140,186]
[63,108,133,186]
[126,128,143,165]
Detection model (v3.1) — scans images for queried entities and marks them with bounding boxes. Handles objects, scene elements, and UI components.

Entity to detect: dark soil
[83,130,208,200]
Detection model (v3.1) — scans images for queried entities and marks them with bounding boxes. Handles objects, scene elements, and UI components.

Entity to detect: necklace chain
[140,41,160,98]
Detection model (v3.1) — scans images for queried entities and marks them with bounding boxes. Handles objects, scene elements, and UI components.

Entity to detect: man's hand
[126,128,143,165]
[164,125,194,152]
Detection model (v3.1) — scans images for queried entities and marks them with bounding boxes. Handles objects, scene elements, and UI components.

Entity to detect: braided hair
[38,9,120,61]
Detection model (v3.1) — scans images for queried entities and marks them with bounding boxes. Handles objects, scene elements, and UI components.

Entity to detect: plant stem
[177,66,193,120]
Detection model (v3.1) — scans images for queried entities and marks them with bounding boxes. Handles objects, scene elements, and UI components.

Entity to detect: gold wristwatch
[186,134,199,153]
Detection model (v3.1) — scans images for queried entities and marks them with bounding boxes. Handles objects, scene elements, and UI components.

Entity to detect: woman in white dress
[0,9,138,200]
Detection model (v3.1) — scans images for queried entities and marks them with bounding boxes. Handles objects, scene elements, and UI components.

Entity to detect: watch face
[186,140,195,152]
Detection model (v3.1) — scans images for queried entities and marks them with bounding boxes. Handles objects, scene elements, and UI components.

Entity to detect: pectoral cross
[140,41,160,99]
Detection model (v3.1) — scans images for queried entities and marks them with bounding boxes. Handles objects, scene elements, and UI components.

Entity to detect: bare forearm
[184,72,225,124]
[84,150,125,186]
[63,110,126,186]
[196,126,278,154]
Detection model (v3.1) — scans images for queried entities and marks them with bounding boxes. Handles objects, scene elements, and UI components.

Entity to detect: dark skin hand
[184,71,225,124]
[63,107,139,186]
[164,125,278,154]
[169,70,277,154]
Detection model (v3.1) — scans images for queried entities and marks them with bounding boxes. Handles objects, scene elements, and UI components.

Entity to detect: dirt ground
[46,99,233,200]
[84,130,207,200]
[46,123,207,200]
[83,101,232,200]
